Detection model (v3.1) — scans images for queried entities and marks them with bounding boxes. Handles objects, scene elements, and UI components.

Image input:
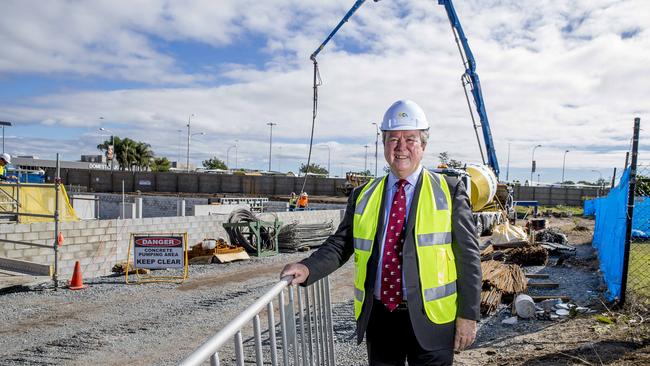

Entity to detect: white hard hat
[0,153,10,164]
[380,100,430,131]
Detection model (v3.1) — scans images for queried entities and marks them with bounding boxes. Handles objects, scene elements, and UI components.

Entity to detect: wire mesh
[627,163,650,302]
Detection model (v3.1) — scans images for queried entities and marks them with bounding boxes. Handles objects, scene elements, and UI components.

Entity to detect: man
[281,100,481,365]
[297,192,309,209]
[0,153,16,181]
[288,192,298,211]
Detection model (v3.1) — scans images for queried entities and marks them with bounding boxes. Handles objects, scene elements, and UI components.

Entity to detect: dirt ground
[1,216,649,365]
[455,216,650,365]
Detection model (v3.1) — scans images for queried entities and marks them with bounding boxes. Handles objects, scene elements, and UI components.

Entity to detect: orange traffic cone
[68,261,85,290]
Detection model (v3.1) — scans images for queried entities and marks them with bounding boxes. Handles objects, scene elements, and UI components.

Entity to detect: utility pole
[186,114,195,172]
[267,122,277,171]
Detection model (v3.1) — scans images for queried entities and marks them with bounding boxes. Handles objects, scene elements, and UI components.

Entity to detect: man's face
[383,130,426,179]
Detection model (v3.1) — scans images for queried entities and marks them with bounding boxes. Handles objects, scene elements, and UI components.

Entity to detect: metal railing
[179,275,336,366]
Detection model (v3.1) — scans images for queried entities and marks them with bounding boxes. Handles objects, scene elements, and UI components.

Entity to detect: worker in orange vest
[297,192,309,209]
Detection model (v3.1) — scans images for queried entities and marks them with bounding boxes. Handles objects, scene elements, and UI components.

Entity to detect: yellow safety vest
[352,170,457,324]
[0,165,4,177]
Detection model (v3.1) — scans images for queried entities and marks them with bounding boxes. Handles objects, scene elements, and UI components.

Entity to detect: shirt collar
[387,165,423,188]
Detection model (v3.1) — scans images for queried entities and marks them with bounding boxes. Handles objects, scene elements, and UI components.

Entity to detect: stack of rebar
[480,260,528,315]
[278,220,334,252]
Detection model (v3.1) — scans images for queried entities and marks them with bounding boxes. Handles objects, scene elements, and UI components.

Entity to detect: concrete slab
[0,269,51,292]
[0,257,53,276]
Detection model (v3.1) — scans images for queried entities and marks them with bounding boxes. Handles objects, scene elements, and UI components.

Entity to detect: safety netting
[584,168,630,301]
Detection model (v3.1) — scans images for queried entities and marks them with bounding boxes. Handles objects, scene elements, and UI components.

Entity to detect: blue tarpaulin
[587,167,630,301]
[583,199,596,216]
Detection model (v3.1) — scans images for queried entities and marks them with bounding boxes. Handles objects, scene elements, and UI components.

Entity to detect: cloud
[0,0,649,176]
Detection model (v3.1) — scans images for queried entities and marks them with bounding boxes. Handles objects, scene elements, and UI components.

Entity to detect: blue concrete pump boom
[301,0,377,193]
[438,0,500,178]
[304,0,500,185]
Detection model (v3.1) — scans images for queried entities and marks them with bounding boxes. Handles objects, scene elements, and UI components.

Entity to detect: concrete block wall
[0,209,343,279]
[96,193,208,219]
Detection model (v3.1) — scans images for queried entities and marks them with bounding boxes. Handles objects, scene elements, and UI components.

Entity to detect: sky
[0,0,648,183]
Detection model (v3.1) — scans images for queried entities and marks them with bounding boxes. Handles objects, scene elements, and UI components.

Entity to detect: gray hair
[382,129,429,146]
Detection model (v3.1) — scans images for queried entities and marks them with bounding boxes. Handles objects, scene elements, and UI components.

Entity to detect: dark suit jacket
[300,169,482,351]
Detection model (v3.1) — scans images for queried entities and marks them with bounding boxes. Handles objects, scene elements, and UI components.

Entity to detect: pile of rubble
[479,220,580,318]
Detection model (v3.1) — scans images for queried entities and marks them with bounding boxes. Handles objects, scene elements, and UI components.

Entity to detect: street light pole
[177,129,183,169]
[530,144,542,185]
[0,121,11,154]
[186,114,195,172]
[99,123,114,171]
[235,139,239,169]
[227,144,237,169]
[364,144,369,173]
[318,144,331,177]
[267,122,277,171]
[562,149,570,184]
[371,122,379,177]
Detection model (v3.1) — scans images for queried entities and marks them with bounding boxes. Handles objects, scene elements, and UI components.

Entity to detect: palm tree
[97,136,156,171]
[134,142,153,171]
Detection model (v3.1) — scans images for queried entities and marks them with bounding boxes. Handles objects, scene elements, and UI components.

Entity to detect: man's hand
[454,317,477,351]
[280,263,310,285]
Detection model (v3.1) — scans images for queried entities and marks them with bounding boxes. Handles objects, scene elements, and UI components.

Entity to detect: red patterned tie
[380,179,408,311]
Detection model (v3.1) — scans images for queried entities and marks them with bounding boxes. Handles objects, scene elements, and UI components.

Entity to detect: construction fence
[586,117,649,305]
[51,168,599,206]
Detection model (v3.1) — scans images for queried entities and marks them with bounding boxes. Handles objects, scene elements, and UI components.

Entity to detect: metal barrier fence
[179,276,335,366]
[625,162,650,303]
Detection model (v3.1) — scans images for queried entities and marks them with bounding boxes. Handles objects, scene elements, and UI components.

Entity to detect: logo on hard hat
[399,112,408,118]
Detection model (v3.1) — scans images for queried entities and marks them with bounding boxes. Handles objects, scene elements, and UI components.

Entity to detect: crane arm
[310,0,372,61]
[438,0,500,178]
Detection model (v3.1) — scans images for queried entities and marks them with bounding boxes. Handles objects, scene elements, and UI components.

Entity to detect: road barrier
[179,275,335,366]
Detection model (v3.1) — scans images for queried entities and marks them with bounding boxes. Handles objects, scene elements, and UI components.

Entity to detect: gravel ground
[2,216,643,366]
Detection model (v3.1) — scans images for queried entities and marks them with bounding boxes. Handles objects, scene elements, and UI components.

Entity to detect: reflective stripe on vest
[351,177,386,319]
[352,170,457,324]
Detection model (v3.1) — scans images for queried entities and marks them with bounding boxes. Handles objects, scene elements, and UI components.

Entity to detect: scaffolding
[0,154,66,288]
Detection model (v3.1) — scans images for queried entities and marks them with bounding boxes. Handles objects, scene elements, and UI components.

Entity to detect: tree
[97,136,154,171]
[151,157,171,172]
[134,142,153,171]
[300,163,328,175]
[438,151,463,168]
[202,157,228,170]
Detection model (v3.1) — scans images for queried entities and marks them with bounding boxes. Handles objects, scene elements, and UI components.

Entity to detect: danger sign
[133,235,185,269]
